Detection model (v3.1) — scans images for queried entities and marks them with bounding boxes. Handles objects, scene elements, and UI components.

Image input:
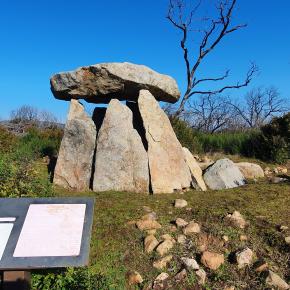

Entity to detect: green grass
[35,165,289,289]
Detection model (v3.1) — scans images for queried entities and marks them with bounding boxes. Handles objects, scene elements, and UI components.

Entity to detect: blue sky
[0,0,289,122]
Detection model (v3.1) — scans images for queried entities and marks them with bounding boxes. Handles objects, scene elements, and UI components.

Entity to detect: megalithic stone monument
[50,62,207,194]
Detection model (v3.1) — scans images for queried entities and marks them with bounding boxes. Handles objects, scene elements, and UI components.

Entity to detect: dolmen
[50,62,245,194]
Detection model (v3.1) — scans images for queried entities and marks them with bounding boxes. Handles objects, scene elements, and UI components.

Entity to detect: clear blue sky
[0,0,289,122]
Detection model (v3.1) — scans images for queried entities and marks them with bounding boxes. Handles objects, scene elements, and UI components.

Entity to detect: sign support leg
[2,271,30,290]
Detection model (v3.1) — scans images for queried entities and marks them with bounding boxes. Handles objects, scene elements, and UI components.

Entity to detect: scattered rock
[181,257,199,270]
[280,225,289,231]
[174,199,188,208]
[51,62,180,103]
[142,206,152,213]
[177,235,187,245]
[270,177,288,184]
[183,147,207,191]
[240,235,248,241]
[93,99,149,192]
[136,219,162,231]
[141,212,157,221]
[161,234,176,243]
[223,235,229,242]
[236,162,264,179]
[138,90,192,193]
[127,271,143,285]
[226,211,247,229]
[53,99,96,191]
[236,247,254,268]
[183,221,201,235]
[266,270,289,289]
[201,251,224,270]
[285,236,290,245]
[203,159,246,190]
[195,269,206,285]
[224,287,235,290]
[153,272,169,289]
[175,218,188,227]
[169,225,177,232]
[153,255,173,269]
[146,229,157,235]
[254,260,268,273]
[156,239,174,256]
[144,235,159,254]
[174,269,187,282]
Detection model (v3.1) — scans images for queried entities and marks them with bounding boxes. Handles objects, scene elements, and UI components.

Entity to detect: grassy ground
[33,160,290,290]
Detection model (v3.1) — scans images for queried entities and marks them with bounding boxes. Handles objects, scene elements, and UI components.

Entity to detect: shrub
[253,112,290,163]
[0,126,17,154]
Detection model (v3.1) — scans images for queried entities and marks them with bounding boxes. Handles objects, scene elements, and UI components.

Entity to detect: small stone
[175,218,188,227]
[153,272,169,289]
[169,225,177,232]
[201,251,224,270]
[181,257,199,270]
[144,235,159,254]
[177,234,187,245]
[223,235,229,242]
[266,270,289,289]
[127,271,143,285]
[153,255,173,269]
[183,221,201,235]
[174,199,188,208]
[186,207,192,211]
[142,206,152,213]
[285,236,290,245]
[196,269,206,285]
[174,269,187,281]
[141,212,157,221]
[226,211,247,229]
[254,260,268,273]
[156,239,174,256]
[161,234,176,243]
[136,219,162,231]
[240,235,248,241]
[236,247,254,268]
[280,225,289,231]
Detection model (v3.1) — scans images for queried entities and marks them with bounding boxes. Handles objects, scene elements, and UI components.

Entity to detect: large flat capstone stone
[138,90,192,193]
[203,158,246,190]
[93,99,149,193]
[50,62,180,104]
[53,99,96,191]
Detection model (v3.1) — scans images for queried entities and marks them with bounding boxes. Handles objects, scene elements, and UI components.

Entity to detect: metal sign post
[0,197,95,290]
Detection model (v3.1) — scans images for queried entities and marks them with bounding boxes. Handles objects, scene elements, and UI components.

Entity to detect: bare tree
[184,94,235,133]
[230,86,289,128]
[10,105,39,123]
[167,0,257,117]
[39,110,58,128]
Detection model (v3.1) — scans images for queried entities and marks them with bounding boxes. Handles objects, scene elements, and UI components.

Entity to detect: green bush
[32,268,110,290]
[254,113,290,163]
[0,126,17,154]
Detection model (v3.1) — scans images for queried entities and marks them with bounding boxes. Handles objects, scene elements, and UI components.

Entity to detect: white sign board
[0,223,14,260]
[13,204,86,258]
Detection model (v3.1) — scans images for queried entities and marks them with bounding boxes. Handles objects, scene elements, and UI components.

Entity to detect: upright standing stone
[183,147,207,191]
[53,99,96,191]
[93,99,149,193]
[138,90,192,193]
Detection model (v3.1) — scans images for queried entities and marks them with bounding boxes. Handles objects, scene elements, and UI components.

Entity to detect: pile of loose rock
[51,62,265,194]
[128,199,290,289]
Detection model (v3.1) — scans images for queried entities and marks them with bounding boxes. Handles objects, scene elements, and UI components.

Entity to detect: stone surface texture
[201,251,224,270]
[236,162,265,179]
[138,90,192,193]
[93,99,149,193]
[183,147,207,191]
[51,62,180,103]
[53,99,96,191]
[203,158,246,190]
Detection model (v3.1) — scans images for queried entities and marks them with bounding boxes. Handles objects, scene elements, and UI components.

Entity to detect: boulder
[53,99,96,191]
[175,218,188,227]
[236,162,264,179]
[174,199,188,208]
[156,239,174,256]
[203,159,246,190]
[183,222,201,235]
[153,255,173,269]
[183,147,207,191]
[225,211,247,229]
[136,219,162,231]
[127,271,143,285]
[235,247,254,268]
[138,90,192,193]
[144,235,159,254]
[93,99,149,193]
[50,62,180,104]
[181,257,200,270]
[196,269,206,285]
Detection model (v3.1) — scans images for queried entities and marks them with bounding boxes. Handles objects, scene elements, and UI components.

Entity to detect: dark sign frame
[0,197,94,270]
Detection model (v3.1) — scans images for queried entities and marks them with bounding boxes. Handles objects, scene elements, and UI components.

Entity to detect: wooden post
[2,271,30,290]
